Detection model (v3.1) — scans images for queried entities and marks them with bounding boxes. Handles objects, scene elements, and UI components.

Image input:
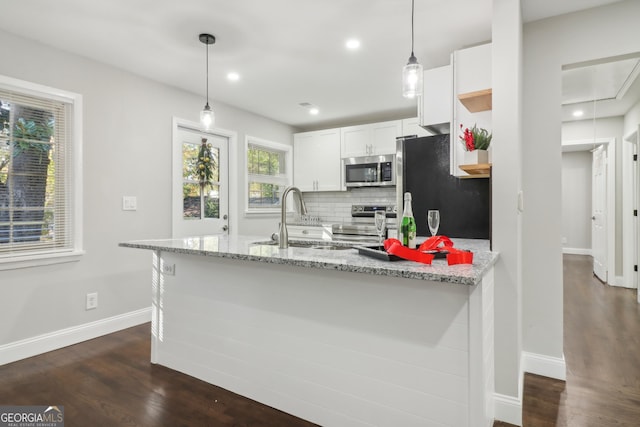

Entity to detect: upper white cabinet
[418,43,492,177]
[452,43,492,177]
[340,120,402,158]
[402,117,432,138]
[294,129,341,192]
[419,64,452,133]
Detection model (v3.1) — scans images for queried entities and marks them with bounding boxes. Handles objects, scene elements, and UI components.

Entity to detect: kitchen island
[120,235,497,427]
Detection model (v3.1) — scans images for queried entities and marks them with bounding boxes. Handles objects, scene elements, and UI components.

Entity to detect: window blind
[0,87,74,256]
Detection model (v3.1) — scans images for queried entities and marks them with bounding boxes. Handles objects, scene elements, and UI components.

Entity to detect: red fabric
[383,236,473,265]
[384,239,434,264]
[446,250,474,265]
[418,235,453,251]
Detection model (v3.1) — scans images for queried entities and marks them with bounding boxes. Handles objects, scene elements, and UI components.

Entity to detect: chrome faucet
[279,186,307,249]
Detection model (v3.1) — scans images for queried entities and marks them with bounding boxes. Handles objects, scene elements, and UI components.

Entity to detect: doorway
[561,138,616,285]
[561,54,640,292]
[172,119,230,238]
[623,126,639,301]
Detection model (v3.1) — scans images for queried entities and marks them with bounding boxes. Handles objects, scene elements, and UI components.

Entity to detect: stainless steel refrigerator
[395,134,491,240]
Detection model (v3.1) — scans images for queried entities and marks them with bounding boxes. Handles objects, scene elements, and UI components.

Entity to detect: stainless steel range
[331,204,396,242]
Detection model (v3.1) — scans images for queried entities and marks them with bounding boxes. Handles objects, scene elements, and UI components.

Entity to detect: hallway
[499,254,640,426]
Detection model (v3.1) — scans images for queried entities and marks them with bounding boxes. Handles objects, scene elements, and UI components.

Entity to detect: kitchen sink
[251,240,353,251]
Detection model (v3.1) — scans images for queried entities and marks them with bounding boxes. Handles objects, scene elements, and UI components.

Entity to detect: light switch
[122,196,137,211]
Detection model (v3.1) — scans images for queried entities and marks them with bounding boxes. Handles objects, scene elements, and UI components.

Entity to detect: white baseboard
[0,307,152,366]
[494,393,522,426]
[522,351,566,381]
[562,247,592,256]
[612,275,637,289]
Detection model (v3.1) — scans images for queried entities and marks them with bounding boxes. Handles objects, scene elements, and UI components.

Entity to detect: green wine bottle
[401,192,417,249]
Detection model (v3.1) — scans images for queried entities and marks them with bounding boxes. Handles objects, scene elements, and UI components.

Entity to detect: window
[182,137,220,220]
[0,76,82,267]
[245,136,291,214]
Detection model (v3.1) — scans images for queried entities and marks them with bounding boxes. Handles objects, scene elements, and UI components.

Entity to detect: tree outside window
[246,138,291,212]
[182,139,220,220]
[0,100,57,247]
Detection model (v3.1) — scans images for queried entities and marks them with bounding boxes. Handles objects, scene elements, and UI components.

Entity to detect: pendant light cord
[205,38,210,106]
[411,0,415,56]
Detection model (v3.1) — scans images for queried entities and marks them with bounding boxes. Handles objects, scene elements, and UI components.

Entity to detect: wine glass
[427,210,440,237]
[374,210,387,248]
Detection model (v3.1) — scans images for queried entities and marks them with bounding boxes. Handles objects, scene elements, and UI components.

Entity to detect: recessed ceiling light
[227,72,240,82]
[309,108,319,115]
[573,110,584,117]
[345,39,361,50]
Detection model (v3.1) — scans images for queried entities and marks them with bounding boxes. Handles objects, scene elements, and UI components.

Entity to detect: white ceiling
[561,55,640,122]
[0,0,626,130]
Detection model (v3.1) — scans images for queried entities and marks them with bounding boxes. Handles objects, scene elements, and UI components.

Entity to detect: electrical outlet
[562,237,568,244]
[161,263,175,276]
[86,292,98,310]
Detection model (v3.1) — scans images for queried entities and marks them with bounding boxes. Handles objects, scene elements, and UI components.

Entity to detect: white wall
[624,100,640,137]
[522,0,640,363]
[0,29,294,346]
[562,116,624,272]
[563,117,624,142]
[492,0,523,404]
[561,151,592,252]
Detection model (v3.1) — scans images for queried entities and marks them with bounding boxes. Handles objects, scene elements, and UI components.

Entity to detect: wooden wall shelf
[457,89,492,112]
[459,163,491,179]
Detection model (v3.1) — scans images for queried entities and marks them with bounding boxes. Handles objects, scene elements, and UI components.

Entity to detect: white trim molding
[562,247,592,256]
[0,307,151,366]
[494,393,523,426]
[523,351,567,381]
[613,275,636,289]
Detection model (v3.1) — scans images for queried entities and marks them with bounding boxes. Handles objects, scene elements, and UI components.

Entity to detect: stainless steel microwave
[343,154,396,187]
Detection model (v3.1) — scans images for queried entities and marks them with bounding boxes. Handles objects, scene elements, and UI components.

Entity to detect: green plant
[13,117,54,152]
[195,138,216,188]
[459,123,492,151]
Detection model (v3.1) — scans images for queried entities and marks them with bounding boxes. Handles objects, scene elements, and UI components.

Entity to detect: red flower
[459,126,476,151]
[458,123,491,152]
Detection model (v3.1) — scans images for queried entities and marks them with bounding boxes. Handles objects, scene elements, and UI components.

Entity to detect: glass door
[172,124,228,238]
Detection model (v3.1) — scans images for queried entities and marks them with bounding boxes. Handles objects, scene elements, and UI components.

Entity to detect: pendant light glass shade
[200,103,214,130]
[199,33,216,130]
[402,0,422,98]
[402,54,423,98]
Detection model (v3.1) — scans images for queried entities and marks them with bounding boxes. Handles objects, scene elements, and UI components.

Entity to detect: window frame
[0,75,83,270]
[244,135,292,216]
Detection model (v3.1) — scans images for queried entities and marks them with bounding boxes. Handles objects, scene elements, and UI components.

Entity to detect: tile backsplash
[302,187,396,224]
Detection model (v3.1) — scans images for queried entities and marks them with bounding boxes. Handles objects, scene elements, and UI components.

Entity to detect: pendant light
[402,0,423,99]
[199,33,215,130]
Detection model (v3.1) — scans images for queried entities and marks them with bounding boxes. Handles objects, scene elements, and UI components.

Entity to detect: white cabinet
[417,43,492,177]
[293,129,341,191]
[419,64,452,133]
[340,120,402,158]
[401,117,432,138]
[452,43,492,177]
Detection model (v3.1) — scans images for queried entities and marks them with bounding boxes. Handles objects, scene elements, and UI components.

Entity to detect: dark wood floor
[0,322,317,426]
[496,254,640,426]
[1,254,638,426]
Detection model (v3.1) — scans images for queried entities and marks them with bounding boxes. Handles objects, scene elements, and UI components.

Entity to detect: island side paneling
[150,251,493,427]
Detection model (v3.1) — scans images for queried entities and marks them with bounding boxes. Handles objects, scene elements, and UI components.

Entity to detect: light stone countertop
[119,234,498,286]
